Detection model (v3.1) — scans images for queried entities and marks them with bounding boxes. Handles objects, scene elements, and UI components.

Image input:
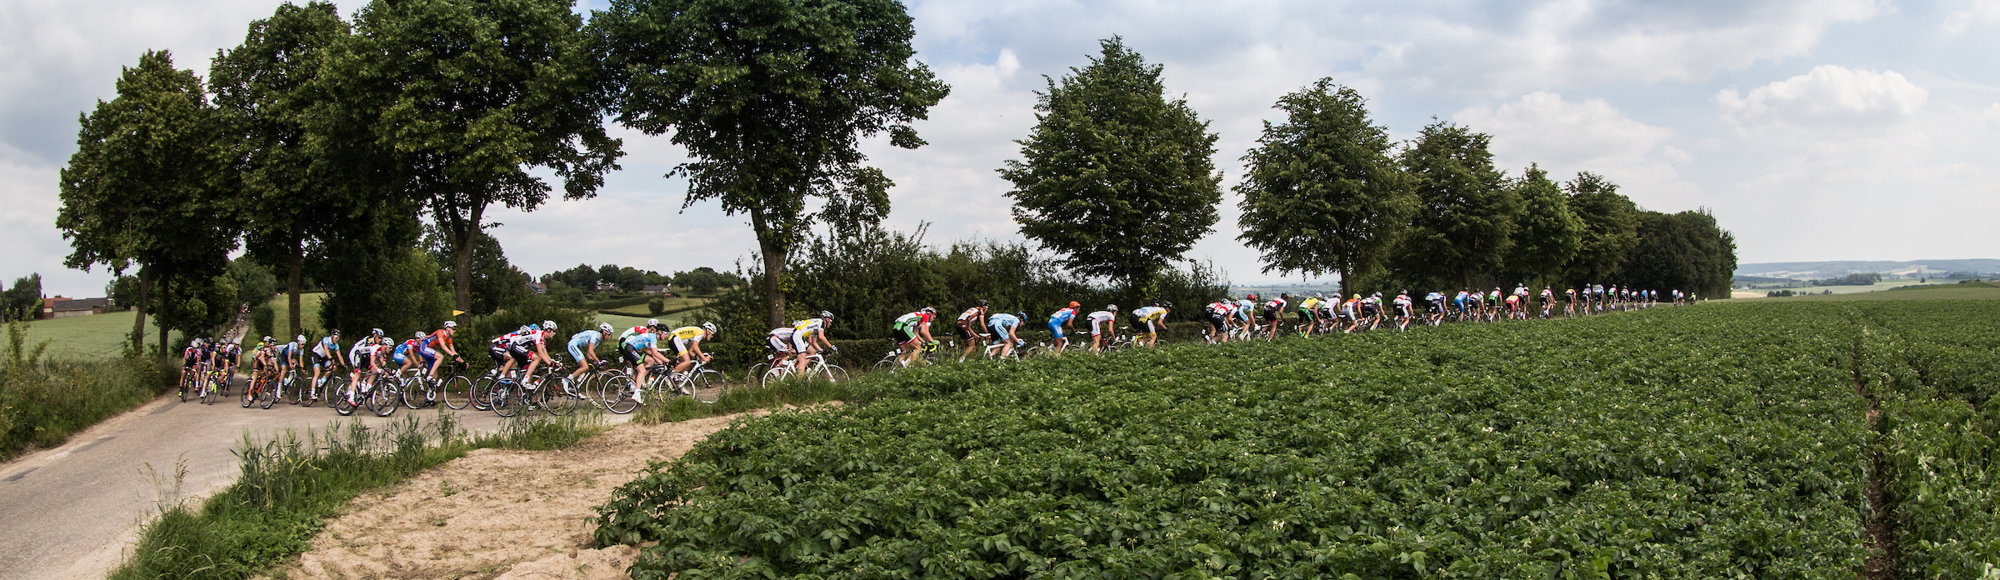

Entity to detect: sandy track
[275,413,746,580]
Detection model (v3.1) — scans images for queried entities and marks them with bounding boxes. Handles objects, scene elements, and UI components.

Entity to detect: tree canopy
[1563,171,1642,285]
[1393,120,1518,291]
[1235,79,1414,296]
[1505,164,1584,289]
[592,0,948,328]
[1001,37,1222,294]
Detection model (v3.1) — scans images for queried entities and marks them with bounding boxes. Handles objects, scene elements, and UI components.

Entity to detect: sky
[5,0,1999,297]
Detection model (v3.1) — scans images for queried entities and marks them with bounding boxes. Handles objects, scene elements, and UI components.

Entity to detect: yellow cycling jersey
[668,326,705,341]
[1299,297,1320,310]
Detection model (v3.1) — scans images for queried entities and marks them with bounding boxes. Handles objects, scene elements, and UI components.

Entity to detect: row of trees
[1004,40,1735,302]
[1,275,44,322]
[58,0,948,353]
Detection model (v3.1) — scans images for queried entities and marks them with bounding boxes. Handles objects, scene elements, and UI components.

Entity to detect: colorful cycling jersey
[1049,307,1077,325]
[894,312,932,330]
[1234,299,1255,311]
[1393,295,1412,308]
[398,338,420,356]
[1134,306,1166,321]
[793,318,824,338]
[508,330,547,349]
[1207,301,1234,315]
[568,330,602,350]
[1264,298,1288,310]
[1426,292,1444,302]
[668,326,705,341]
[422,329,454,351]
[313,336,339,358]
[988,313,1020,330]
[768,326,796,339]
[1504,295,1520,304]
[958,307,982,322]
[1086,310,1115,324]
[347,341,373,363]
[1298,297,1320,311]
[1487,291,1501,302]
[622,331,658,350]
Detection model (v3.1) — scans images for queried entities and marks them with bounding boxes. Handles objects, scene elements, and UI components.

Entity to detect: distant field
[1787,281,2000,302]
[601,296,710,317]
[10,310,182,361]
[1734,280,1961,296]
[594,306,705,332]
[260,292,326,337]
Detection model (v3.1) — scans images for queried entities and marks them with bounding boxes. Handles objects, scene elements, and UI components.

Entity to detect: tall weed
[0,321,172,461]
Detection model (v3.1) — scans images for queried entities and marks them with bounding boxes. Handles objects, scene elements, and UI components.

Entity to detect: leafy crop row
[597,303,1896,578]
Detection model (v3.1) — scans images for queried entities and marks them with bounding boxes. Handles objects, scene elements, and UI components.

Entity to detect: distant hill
[1735,259,2000,280]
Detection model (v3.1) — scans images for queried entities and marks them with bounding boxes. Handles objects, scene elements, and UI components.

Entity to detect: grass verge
[108,410,606,580]
[0,322,174,461]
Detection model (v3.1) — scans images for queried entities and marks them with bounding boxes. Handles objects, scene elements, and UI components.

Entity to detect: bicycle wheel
[689,371,725,403]
[600,376,640,415]
[258,379,277,409]
[371,380,400,417]
[821,364,849,383]
[469,376,496,411]
[745,363,768,384]
[870,357,898,374]
[240,378,258,408]
[332,384,359,416]
[490,383,519,417]
[760,365,791,387]
[402,377,431,410]
[539,383,579,416]
[441,375,473,410]
[200,377,216,405]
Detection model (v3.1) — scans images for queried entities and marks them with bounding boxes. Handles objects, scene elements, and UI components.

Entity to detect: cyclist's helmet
[443,320,457,329]
[1280,293,1290,300]
[263,336,274,344]
[371,328,384,337]
[413,331,425,340]
[1161,301,1174,309]
[701,322,717,334]
[820,310,834,320]
[975,299,988,308]
[598,322,613,334]
[921,307,936,315]
[542,320,557,332]
[1246,293,1257,300]
[1107,304,1119,312]
[330,329,341,337]
[1068,301,1080,308]
[1015,311,1027,321]
[528,323,541,332]
[295,335,306,343]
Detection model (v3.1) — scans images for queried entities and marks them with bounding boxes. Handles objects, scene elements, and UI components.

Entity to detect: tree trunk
[287,239,303,340]
[155,274,171,362]
[131,265,151,356]
[750,209,787,330]
[450,204,485,327]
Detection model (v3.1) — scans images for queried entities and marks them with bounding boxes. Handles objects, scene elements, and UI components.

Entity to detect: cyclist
[274,335,302,382]
[1049,301,1080,354]
[891,308,937,366]
[488,326,528,380]
[1087,305,1119,353]
[1592,283,1605,313]
[563,322,616,388]
[787,312,836,374]
[216,339,241,390]
[617,326,666,404]
[987,310,1024,358]
[1363,293,1386,328]
[665,323,718,386]
[1234,294,1258,337]
[1131,302,1171,347]
[391,331,425,376]
[956,301,989,361]
[1563,286,1577,316]
[178,338,207,399]
[343,333,383,405]
[1204,298,1234,343]
[1261,293,1289,340]
[1424,291,1447,325]
[419,320,464,379]
[310,330,345,398]
[520,321,560,388]
[1392,290,1414,330]
[1503,291,1522,321]
[1295,294,1322,337]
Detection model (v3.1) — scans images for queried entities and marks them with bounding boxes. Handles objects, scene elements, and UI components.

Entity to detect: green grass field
[600,296,710,317]
[13,311,182,361]
[1784,281,2000,302]
[260,292,326,338]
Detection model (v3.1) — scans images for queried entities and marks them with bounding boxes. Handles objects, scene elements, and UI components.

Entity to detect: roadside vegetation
[109,411,606,580]
[595,300,2000,578]
[0,323,173,461]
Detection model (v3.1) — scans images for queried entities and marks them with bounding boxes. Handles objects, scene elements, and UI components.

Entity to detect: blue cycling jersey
[989,313,1020,334]
[623,333,657,350]
[1049,308,1075,325]
[568,330,601,349]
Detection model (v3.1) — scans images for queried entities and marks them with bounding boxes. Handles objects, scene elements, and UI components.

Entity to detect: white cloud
[1943,0,2000,35]
[1454,91,1697,209]
[1717,65,1928,128]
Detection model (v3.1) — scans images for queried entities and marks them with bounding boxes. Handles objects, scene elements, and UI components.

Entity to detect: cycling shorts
[1261,306,1279,322]
[956,321,979,341]
[792,332,811,353]
[987,321,1017,339]
[392,354,408,366]
[567,344,589,364]
[487,346,510,367]
[1234,308,1252,322]
[1131,315,1161,334]
[1296,308,1315,321]
[1208,313,1227,328]
[766,334,795,354]
[311,351,335,370]
[1048,320,1065,339]
[668,337,695,357]
[419,346,440,364]
[620,344,644,364]
[1091,319,1113,337]
[892,327,919,344]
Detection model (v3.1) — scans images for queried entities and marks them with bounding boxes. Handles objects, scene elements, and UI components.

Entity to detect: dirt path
[274,413,747,580]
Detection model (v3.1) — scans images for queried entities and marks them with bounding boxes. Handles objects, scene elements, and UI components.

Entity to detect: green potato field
[597,300,1994,577]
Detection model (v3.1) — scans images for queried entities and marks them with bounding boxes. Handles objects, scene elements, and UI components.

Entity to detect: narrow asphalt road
[0,386,633,580]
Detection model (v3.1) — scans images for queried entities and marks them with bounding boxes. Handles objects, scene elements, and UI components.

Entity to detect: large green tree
[326,0,622,326]
[1392,121,1518,291]
[591,0,949,328]
[210,1,349,340]
[1001,37,1222,295]
[57,50,241,358]
[1235,79,1414,296]
[1616,209,1737,300]
[1505,164,1584,291]
[1563,171,1641,285]
[1,274,41,322]
[422,226,528,317]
